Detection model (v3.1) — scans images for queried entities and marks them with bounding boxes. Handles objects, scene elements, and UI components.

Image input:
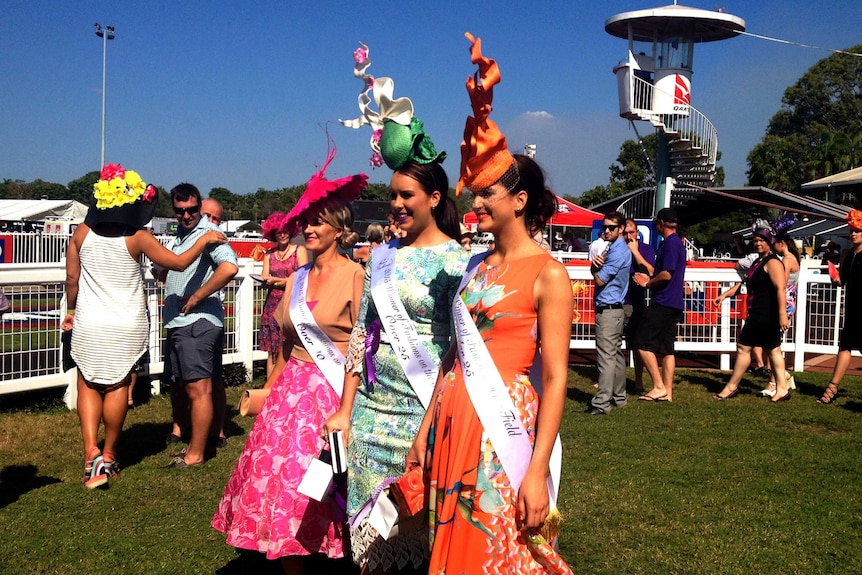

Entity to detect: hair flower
[354,44,369,64]
[100,163,125,182]
[92,163,153,209]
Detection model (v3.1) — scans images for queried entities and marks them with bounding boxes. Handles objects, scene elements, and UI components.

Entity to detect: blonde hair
[313,195,359,250]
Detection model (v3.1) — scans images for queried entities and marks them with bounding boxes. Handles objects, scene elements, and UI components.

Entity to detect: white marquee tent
[0,199,88,222]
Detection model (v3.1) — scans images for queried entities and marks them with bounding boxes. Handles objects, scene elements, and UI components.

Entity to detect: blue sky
[1,1,860,199]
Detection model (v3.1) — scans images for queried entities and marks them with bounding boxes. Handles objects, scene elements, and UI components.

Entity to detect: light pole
[94,23,115,169]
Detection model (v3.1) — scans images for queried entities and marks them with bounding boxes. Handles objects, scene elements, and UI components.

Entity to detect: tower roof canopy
[605,4,745,43]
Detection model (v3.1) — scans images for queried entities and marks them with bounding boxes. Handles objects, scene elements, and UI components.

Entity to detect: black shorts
[738,314,782,350]
[634,303,684,357]
[165,319,224,384]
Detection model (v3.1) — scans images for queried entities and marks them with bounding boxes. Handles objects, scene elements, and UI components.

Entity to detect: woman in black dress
[714,227,791,402]
[818,210,862,404]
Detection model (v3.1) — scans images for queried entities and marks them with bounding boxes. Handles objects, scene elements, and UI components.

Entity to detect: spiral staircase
[619,72,719,208]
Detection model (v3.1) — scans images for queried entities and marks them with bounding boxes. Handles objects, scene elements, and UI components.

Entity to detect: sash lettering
[369,241,438,408]
[289,265,345,398]
[453,253,562,505]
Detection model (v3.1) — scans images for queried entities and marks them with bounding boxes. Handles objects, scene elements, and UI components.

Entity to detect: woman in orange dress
[409,35,574,574]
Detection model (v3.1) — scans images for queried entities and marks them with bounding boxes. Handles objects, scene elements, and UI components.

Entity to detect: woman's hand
[61,313,74,331]
[713,294,724,307]
[406,433,428,471]
[203,230,228,245]
[779,311,790,332]
[517,468,550,532]
[323,408,351,446]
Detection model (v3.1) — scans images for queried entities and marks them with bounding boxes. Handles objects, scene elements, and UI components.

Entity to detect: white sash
[369,241,438,408]
[289,265,345,398]
[453,253,562,505]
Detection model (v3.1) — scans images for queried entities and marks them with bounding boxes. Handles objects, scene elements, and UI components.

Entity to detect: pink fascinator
[262,212,289,242]
[284,145,368,236]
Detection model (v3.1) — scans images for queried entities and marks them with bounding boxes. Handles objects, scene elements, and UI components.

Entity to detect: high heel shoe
[713,388,739,401]
[817,382,839,404]
[785,372,797,390]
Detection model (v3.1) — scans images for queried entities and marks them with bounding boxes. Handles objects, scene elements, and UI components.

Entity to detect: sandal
[817,382,840,404]
[84,455,108,489]
[102,452,120,479]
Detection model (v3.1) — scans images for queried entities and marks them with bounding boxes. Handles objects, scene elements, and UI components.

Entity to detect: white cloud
[524,110,555,120]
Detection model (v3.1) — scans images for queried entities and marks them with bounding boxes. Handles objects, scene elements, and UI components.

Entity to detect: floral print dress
[345,240,468,570]
[427,253,572,575]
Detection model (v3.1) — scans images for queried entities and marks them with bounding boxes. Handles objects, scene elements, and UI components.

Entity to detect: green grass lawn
[0,368,860,575]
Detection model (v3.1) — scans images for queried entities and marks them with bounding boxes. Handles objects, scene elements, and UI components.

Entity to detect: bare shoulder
[70,223,90,247]
[535,257,572,302]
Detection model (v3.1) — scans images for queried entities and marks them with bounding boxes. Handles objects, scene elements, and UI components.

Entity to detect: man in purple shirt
[632,208,686,402]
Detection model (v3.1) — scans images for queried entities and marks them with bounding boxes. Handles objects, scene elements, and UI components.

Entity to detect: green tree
[575,133,658,208]
[747,43,862,193]
[67,172,100,205]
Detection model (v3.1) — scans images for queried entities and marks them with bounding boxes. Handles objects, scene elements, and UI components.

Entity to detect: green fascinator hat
[340,42,446,170]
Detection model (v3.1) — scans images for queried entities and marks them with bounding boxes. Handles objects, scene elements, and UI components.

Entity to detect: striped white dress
[70,231,148,385]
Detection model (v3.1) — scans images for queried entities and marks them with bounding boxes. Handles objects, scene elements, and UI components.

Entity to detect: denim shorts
[165,319,223,384]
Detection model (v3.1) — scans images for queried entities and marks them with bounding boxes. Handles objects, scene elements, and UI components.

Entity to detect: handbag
[389,463,427,518]
[237,388,270,417]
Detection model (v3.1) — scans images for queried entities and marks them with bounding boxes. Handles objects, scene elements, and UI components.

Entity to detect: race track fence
[0,259,841,408]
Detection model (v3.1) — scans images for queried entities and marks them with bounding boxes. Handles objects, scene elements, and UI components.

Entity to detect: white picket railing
[0,258,843,408]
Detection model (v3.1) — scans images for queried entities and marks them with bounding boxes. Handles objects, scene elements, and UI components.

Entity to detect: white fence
[0,257,843,408]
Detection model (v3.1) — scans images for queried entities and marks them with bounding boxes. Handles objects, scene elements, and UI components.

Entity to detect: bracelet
[67,309,75,315]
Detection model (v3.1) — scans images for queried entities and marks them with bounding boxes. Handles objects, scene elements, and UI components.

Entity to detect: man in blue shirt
[588,212,632,415]
[164,183,238,468]
[633,208,686,402]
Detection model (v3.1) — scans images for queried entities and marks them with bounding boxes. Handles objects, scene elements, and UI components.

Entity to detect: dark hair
[170,183,202,205]
[776,232,801,261]
[604,211,625,227]
[513,154,557,232]
[395,161,460,241]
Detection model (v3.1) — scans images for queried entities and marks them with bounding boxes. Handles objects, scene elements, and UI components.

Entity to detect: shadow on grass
[216,550,359,575]
[119,421,178,469]
[567,366,598,404]
[0,464,61,509]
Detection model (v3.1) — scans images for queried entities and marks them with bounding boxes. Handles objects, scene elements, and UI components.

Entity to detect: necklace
[274,246,292,261]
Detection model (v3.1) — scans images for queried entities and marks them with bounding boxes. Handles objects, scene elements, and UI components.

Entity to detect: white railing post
[147,291,163,395]
[793,265,811,372]
[719,296,732,370]
[235,261,257,380]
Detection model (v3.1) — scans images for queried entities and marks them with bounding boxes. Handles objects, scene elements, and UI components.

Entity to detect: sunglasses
[600,224,619,232]
[173,204,201,216]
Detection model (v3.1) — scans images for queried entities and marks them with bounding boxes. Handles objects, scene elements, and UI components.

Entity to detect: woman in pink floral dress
[213,152,366,573]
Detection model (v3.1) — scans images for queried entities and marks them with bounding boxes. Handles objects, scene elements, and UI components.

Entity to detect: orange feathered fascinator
[456,33,518,196]
[845,209,862,231]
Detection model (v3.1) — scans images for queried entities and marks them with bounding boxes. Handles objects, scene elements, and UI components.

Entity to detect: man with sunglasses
[588,212,632,415]
[163,183,238,468]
